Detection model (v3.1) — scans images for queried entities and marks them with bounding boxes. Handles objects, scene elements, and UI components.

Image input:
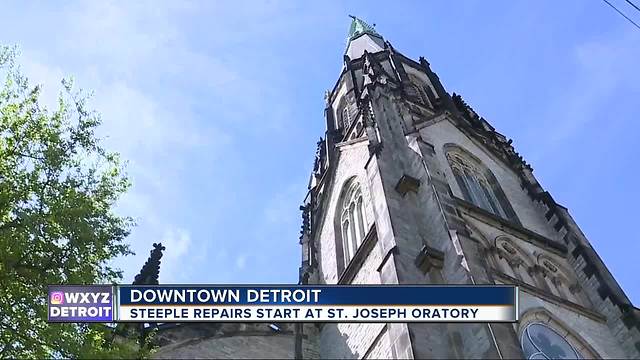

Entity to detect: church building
[296,16,640,359]
[151,17,639,359]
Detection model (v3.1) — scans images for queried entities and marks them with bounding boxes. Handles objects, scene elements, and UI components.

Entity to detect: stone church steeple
[345,16,385,60]
[298,17,640,359]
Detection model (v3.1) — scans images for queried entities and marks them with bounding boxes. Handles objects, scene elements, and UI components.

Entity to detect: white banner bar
[117,305,515,322]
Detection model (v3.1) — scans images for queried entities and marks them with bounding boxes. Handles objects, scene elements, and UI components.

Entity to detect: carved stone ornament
[415,244,445,273]
[501,241,517,255]
[395,174,421,196]
[569,283,582,294]
[528,264,546,277]
[509,257,524,268]
[324,89,331,104]
[543,260,559,273]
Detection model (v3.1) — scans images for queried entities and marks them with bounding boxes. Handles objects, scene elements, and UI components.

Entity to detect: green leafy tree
[0,46,146,358]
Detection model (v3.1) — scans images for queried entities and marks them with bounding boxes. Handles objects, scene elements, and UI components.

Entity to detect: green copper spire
[347,15,382,41]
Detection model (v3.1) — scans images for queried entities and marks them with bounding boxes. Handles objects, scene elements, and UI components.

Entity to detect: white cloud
[7,0,320,285]
[263,179,307,226]
[535,26,640,156]
[10,1,248,283]
[19,58,66,110]
[160,228,192,257]
[158,228,192,283]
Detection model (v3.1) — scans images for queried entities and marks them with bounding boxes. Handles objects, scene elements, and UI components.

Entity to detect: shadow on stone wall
[319,324,359,359]
[152,323,297,359]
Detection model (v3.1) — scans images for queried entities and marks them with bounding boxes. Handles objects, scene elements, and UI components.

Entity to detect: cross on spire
[347,15,381,41]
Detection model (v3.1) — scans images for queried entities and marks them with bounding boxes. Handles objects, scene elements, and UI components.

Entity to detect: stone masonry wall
[518,291,628,358]
[362,88,502,359]
[315,140,376,285]
[416,117,639,358]
[318,219,386,359]
[152,323,296,359]
[419,120,560,241]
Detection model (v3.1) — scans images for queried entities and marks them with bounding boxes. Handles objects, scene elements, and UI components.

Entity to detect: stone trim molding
[338,224,378,285]
[455,196,567,256]
[376,245,398,274]
[491,269,606,323]
[361,324,389,360]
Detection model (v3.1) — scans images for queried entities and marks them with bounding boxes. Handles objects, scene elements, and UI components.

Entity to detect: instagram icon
[50,291,64,305]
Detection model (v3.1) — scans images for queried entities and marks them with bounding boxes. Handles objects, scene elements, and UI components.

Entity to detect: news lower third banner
[48,285,518,323]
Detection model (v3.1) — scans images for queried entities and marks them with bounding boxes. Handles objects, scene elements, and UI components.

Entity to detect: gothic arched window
[520,323,582,359]
[407,74,433,106]
[337,179,367,268]
[445,146,519,224]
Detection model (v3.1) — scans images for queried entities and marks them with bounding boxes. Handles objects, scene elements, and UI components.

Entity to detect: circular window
[520,323,582,359]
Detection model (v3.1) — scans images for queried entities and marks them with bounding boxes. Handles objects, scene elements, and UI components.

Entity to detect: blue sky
[1,1,638,304]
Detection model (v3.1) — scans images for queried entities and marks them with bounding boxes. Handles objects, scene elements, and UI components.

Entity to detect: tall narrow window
[337,180,367,267]
[407,74,433,106]
[446,146,519,224]
[341,218,352,261]
[341,107,351,129]
[355,197,365,246]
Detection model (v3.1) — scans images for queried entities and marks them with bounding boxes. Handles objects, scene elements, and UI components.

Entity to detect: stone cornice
[454,196,567,256]
[490,269,607,323]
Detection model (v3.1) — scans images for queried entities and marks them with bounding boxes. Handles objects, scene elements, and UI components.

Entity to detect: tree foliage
[0,46,143,358]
